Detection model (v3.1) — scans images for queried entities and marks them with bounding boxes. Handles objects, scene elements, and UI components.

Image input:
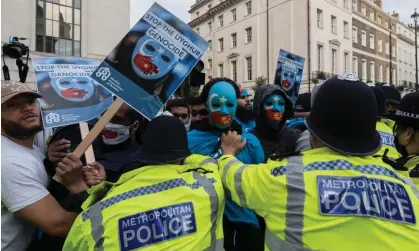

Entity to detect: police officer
[380,85,401,129]
[386,92,419,188]
[63,116,225,251]
[218,74,419,251]
[369,85,400,160]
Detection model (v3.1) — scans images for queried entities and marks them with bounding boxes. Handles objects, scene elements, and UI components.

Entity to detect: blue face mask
[51,76,95,102]
[263,94,285,127]
[207,82,238,129]
[132,36,179,79]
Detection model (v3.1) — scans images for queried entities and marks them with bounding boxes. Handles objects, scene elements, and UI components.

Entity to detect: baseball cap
[2,80,42,104]
[392,92,419,129]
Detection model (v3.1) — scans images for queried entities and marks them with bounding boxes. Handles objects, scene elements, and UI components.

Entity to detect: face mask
[263,94,285,127]
[207,82,238,129]
[101,122,136,145]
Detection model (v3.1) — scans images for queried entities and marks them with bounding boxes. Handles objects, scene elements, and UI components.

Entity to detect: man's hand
[47,139,71,163]
[54,153,87,194]
[221,130,247,156]
[83,162,106,186]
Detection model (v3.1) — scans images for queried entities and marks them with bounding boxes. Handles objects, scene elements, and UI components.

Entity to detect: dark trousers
[223,216,265,251]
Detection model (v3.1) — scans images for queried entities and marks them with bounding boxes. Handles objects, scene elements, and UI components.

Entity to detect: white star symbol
[157,47,165,54]
[219,96,227,103]
[272,96,280,102]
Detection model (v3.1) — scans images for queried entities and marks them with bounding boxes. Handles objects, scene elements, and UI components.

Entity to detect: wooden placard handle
[79,122,96,163]
[73,98,124,158]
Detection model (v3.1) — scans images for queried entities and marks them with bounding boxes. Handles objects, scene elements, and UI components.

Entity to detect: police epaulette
[184,167,213,174]
[269,151,301,161]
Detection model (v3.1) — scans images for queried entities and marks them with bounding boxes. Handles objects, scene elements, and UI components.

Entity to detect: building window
[331,16,337,34]
[36,0,82,56]
[344,0,348,8]
[392,68,396,84]
[344,52,349,72]
[361,4,366,15]
[208,40,212,51]
[369,10,374,20]
[386,65,390,83]
[361,30,366,46]
[231,60,237,82]
[377,16,382,24]
[218,63,224,77]
[362,59,367,82]
[392,45,396,57]
[317,9,323,28]
[231,9,237,22]
[218,15,223,28]
[208,22,212,33]
[317,44,324,71]
[385,19,389,28]
[246,56,252,81]
[331,49,337,74]
[378,64,383,82]
[208,59,212,70]
[369,34,374,49]
[378,38,382,52]
[245,27,252,43]
[353,27,358,43]
[218,38,224,52]
[353,57,358,77]
[245,1,252,15]
[352,0,357,11]
[344,21,349,38]
[385,41,389,54]
[370,61,375,82]
[231,33,237,48]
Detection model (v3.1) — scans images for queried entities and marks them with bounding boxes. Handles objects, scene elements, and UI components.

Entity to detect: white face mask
[101,122,136,145]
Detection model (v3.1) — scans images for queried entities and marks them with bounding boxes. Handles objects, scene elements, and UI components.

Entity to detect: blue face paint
[132,36,179,79]
[50,76,95,102]
[207,82,238,129]
[263,94,285,127]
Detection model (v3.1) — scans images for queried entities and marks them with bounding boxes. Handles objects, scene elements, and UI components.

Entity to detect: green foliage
[252,76,268,92]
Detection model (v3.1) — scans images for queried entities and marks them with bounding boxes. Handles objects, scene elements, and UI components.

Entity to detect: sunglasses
[172,113,189,120]
[191,109,209,117]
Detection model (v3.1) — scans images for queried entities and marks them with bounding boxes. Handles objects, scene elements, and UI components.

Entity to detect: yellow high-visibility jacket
[63,155,225,251]
[219,147,419,251]
[376,120,400,160]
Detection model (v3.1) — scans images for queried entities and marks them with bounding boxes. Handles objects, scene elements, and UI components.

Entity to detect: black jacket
[252,85,302,161]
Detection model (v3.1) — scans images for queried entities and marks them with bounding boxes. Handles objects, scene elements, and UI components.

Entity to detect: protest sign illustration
[274,49,305,105]
[91,2,209,120]
[33,57,113,128]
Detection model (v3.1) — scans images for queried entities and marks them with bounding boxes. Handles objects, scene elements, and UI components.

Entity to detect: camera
[2,37,29,59]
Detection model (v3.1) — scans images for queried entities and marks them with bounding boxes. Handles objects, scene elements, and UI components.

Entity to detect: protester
[369,85,400,160]
[187,77,265,251]
[218,76,419,250]
[188,96,209,127]
[46,103,143,183]
[235,87,256,132]
[64,116,225,250]
[252,84,301,160]
[166,98,191,131]
[1,80,85,251]
[385,92,419,188]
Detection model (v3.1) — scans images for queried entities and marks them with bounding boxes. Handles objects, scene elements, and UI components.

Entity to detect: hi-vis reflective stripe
[284,156,305,247]
[194,172,224,251]
[234,164,249,207]
[266,229,313,251]
[84,175,220,250]
[222,159,240,187]
[403,177,419,199]
[200,158,217,166]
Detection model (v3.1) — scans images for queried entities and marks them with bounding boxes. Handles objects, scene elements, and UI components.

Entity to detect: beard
[236,106,255,122]
[1,118,42,139]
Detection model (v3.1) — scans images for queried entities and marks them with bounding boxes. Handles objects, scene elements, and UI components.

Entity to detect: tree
[252,76,268,92]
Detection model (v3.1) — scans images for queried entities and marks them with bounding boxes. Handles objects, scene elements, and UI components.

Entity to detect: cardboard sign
[32,57,113,128]
[90,2,208,120]
[274,49,305,105]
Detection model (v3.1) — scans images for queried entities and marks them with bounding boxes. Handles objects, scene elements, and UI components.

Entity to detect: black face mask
[394,136,409,157]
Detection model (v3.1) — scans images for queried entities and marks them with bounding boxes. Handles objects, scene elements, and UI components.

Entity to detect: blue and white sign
[32,57,113,128]
[91,2,208,121]
[317,176,415,224]
[378,131,396,147]
[274,49,305,105]
[118,202,196,250]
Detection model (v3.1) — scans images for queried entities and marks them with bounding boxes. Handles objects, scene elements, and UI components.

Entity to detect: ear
[406,127,415,140]
[132,121,140,132]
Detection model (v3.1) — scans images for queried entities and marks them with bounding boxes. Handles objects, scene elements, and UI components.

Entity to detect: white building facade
[396,22,418,89]
[189,0,353,93]
[1,0,130,89]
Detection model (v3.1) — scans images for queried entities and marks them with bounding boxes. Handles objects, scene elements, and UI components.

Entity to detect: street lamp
[412,8,419,92]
